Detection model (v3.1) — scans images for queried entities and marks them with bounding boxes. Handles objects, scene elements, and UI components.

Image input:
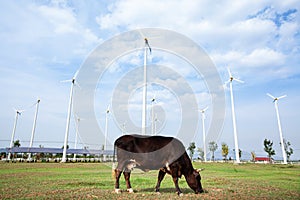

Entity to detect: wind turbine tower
[73,114,82,161]
[226,68,243,163]
[62,71,78,163]
[199,107,208,162]
[151,95,156,135]
[28,98,41,161]
[104,105,110,151]
[267,93,287,164]
[141,38,151,135]
[8,109,23,160]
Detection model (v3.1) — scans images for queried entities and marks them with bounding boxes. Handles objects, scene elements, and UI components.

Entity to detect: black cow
[113,134,204,195]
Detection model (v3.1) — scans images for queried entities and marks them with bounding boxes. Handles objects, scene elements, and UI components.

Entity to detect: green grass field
[0,162,299,199]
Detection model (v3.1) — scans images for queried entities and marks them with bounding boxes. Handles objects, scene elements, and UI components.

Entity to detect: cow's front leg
[123,171,134,193]
[114,169,122,193]
[172,176,183,196]
[155,169,166,193]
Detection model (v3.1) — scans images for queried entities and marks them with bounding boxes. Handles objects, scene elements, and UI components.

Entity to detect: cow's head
[186,169,204,194]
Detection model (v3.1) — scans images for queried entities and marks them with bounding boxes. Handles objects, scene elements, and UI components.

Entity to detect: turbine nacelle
[199,106,208,114]
[61,70,80,87]
[226,68,244,84]
[13,108,25,115]
[267,93,287,102]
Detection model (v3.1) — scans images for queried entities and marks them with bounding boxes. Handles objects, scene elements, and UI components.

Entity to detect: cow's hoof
[114,188,121,194]
[127,188,134,193]
[156,192,161,195]
[178,193,184,197]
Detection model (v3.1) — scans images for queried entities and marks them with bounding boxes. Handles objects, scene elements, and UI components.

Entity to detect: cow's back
[114,134,187,170]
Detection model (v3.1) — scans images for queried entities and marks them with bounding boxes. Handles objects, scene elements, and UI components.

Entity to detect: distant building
[255,157,273,163]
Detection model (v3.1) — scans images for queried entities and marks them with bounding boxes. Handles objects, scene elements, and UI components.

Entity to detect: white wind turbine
[8,108,24,160]
[138,30,152,135]
[103,104,111,162]
[28,98,41,161]
[61,70,79,163]
[267,93,287,164]
[226,68,243,163]
[199,106,208,162]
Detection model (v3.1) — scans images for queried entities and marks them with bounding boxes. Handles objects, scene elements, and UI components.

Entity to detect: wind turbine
[28,98,41,161]
[267,93,287,164]
[8,109,24,160]
[226,68,243,163]
[138,30,152,135]
[199,107,208,162]
[61,70,79,163]
[103,104,111,161]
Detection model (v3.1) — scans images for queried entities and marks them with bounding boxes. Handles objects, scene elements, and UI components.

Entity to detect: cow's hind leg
[114,168,122,193]
[155,169,166,193]
[123,171,134,193]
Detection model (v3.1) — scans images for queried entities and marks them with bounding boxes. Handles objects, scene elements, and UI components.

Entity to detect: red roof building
[255,157,273,163]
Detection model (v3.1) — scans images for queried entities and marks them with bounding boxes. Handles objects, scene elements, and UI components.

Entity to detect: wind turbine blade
[267,93,275,99]
[227,67,232,78]
[73,69,79,79]
[224,80,230,86]
[151,93,156,102]
[138,29,146,39]
[234,78,244,83]
[60,79,72,83]
[106,104,110,113]
[277,95,287,100]
[74,113,80,121]
[198,106,208,112]
[13,107,25,113]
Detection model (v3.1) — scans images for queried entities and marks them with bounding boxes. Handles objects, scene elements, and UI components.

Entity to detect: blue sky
[0,0,299,160]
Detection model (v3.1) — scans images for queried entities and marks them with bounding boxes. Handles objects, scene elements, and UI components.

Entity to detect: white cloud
[241,48,286,67]
[35,5,77,34]
[212,48,285,68]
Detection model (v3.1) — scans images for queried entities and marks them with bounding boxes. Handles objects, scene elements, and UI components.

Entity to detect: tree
[187,142,196,160]
[233,148,242,160]
[13,140,21,147]
[264,139,275,162]
[282,139,293,162]
[209,141,218,161]
[61,145,69,149]
[197,148,204,161]
[221,143,229,161]
[251,151,256,162]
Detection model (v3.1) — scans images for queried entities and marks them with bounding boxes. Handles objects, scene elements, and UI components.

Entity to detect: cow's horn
[196,168,204,172]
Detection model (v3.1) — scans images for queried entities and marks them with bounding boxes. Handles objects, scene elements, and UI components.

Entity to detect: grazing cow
[113,134,204,195]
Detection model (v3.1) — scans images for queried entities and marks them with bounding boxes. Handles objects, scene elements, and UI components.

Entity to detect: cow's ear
[193,170,200,177]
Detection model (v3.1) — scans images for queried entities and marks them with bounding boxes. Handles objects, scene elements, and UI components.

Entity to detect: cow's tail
[112,142,117,179]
